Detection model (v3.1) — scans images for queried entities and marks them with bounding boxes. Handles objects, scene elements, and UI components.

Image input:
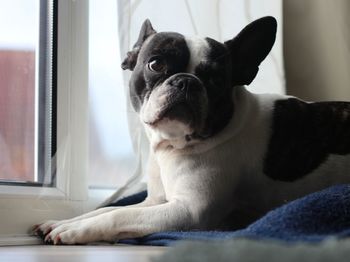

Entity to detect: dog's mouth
[143,98,190,126]
[140,73,208,140]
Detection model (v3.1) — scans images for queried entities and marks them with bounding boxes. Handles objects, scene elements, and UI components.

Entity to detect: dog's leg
[33,199,155,238]
[33,206,117,236]
[37,151,165,244]
[45,200,193,244]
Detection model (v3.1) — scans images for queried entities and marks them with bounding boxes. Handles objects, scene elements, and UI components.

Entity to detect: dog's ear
[224,16,277,86]
[121,19,157,71]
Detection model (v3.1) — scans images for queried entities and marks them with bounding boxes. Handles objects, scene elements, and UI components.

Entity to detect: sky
[0,0,38,50]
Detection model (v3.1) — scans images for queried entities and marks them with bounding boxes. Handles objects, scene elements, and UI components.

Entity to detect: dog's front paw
[44,218,113,245]
[43,222,82,245]
[33,220,60,239]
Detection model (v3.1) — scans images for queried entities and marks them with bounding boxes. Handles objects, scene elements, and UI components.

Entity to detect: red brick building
[0,50,35,182]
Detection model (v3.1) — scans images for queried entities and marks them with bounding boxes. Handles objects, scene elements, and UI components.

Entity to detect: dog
[34,16,350,244]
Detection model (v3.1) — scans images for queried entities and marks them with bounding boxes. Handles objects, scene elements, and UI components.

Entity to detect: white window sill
[0,236,42,247]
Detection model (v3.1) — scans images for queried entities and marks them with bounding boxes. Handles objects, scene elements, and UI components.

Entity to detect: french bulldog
[34,16,350,244]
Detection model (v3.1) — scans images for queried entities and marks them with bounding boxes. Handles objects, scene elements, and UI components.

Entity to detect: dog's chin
[144,104,194,137]
[141,103,200,149]
[153,117,193,140]
[147,119,194,150]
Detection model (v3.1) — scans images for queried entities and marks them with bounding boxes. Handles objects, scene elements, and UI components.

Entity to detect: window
[0,1,127,243]
[0,0,54,186]
[0,0,92,243]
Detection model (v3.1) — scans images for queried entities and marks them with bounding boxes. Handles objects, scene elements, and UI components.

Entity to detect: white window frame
[0,0,114,246]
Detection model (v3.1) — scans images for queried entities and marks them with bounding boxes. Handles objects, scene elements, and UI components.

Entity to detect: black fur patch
[264,98,350,181]
[192,38,234,137]
[129,32,190,112]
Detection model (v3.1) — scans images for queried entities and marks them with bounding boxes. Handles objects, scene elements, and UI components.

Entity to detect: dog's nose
[176,78,190,91]
[170,75,202,91]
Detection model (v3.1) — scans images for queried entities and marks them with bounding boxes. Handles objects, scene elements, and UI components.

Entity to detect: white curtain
[103,0,285,204]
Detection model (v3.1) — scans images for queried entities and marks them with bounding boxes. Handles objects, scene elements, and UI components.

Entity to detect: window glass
[0,0,39,183]
[89,0,136,188]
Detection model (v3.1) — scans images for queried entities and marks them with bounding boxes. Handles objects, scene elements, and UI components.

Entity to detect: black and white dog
[35,17,350,244]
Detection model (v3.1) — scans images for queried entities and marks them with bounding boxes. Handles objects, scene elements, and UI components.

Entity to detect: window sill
[0,235,42,247]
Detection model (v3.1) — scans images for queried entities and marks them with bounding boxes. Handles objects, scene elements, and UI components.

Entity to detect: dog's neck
[197,88,234,140]
[147,86,255,154]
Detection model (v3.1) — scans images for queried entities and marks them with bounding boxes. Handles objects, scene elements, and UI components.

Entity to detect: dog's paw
[32,220,59,239]
[44,217,116,245]
[43,221,78,245]
[32,219,72,243]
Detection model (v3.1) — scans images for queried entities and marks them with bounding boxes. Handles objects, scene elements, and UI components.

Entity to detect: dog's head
[122,17,277,149]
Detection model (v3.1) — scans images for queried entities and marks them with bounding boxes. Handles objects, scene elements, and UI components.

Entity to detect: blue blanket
[108,184,350,246]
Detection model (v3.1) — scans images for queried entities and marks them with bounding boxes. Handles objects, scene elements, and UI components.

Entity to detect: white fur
[140,85,169,124]
[185,36,209,74]
[144,118,192,150]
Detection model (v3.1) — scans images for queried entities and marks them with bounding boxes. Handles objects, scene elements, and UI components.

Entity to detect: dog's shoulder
[263,97,350,181]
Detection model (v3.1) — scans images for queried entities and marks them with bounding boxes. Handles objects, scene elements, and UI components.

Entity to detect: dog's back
[209,86,350,228]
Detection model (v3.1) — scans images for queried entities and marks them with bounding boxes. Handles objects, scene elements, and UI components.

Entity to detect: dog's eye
[148,57,167,73]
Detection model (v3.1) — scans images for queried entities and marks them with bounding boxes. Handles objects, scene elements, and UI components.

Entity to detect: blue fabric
[106,191,147,207]
[110,184,350,246]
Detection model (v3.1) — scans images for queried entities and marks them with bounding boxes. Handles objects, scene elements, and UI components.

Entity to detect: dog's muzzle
[141,73,208,128]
